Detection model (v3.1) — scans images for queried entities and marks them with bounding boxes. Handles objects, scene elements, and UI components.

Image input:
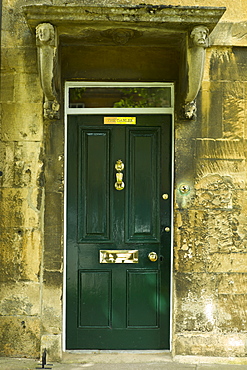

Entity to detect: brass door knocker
[115,160,125,191]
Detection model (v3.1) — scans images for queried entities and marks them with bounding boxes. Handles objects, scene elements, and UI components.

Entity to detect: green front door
[66,114,172,349]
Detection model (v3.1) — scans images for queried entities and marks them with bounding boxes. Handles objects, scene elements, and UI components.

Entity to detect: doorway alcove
[24,4,226,118]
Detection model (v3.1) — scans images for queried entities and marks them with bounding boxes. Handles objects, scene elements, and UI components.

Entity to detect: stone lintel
[23,5,226,35]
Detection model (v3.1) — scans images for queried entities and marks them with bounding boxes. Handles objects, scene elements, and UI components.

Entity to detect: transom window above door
[65,82,174,114]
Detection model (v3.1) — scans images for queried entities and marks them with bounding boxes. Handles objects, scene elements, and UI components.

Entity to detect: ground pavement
[1,352,247,370]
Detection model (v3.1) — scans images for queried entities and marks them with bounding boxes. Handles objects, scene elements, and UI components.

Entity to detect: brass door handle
[148,252,158,262]
[115,159,125,191]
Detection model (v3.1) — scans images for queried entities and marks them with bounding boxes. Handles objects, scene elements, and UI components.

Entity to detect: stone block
[211,22,247,47]
[175,332,247,357]
[194,174,235,208]
[174,249,207,273]
[203,211,239,253]
[0,141,15,187]
[21,228,42,281]
[174,209,210,273]
[207,253,247,273]
[1,103,43,142]
[0,188,40,228]
[244,88,247,139]
[46,121,64,156]
[44,192,62,226]
[0,316,40,358]
[45,121,64,192]
[1,47,37,73]
[217,294,247,332]
[44,226,63,271]
[0,26,12,49]
[231,47,247,80]
[14,73,42,103]
[44,192,63,271]
[13,141,43,188]
[222,81,245,139]
[209,48,239,82]
[1,3,35,45]
[195,159,246,188]
[195,138,215,159]
[43,270,63,287]
[200,81,210,134]
[195,138,245,160]
[175,272,217,298]
[175,273,217,332]
[0,73,14,102]
[217,273,247,294]
[230,194,247,248]
[208,83,223,138]
[0,282,40,316]
[41,285,62,334]
[41,334,62,362]
[0,227,41,282]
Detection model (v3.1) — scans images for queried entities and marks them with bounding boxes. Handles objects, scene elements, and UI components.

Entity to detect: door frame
[63,81,175,352]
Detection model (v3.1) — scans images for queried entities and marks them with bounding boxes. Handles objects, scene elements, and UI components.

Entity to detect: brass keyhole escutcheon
[115,159,125,191]
[148,252,158,262]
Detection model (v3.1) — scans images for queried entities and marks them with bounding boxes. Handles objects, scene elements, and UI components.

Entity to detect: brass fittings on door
[148,252,158,262]
[115,160,125,191]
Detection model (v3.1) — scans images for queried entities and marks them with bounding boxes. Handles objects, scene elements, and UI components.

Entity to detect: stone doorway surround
[22,4,226,361]
[24,4,226,120]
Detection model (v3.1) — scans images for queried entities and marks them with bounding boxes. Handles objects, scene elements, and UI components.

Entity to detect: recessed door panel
[126,129,160,242]
[78,270,112,327]
[78,129,111,242]
[127,270,159,327]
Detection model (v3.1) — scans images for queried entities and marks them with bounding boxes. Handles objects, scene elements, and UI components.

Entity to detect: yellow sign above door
[104,117,136,125]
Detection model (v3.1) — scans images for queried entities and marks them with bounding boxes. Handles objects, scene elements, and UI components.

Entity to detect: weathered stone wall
[1,0,247,362]
[0,1,44,358]
[174,41,247,356]
[0,0,63,359]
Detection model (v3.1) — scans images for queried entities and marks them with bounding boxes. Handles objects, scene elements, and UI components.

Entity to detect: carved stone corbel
[184,26,209,119]
[36,23,60,119]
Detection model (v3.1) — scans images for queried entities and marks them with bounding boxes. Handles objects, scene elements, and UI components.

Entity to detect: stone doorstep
[61,352,247,365]
[62,350,173,364]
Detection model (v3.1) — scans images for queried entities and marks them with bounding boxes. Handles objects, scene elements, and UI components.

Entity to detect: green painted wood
[79,270,111,327]
[127,128,160,242]
[66,114,172,350]
[78,129,111,241]
[127,270,159,327]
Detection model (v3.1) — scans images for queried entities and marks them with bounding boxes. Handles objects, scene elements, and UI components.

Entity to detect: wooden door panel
[78,270,112,328]
[126,128,160,242]
[127,270,159,327]
[78,128,111,242]
[69,327,166,350]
